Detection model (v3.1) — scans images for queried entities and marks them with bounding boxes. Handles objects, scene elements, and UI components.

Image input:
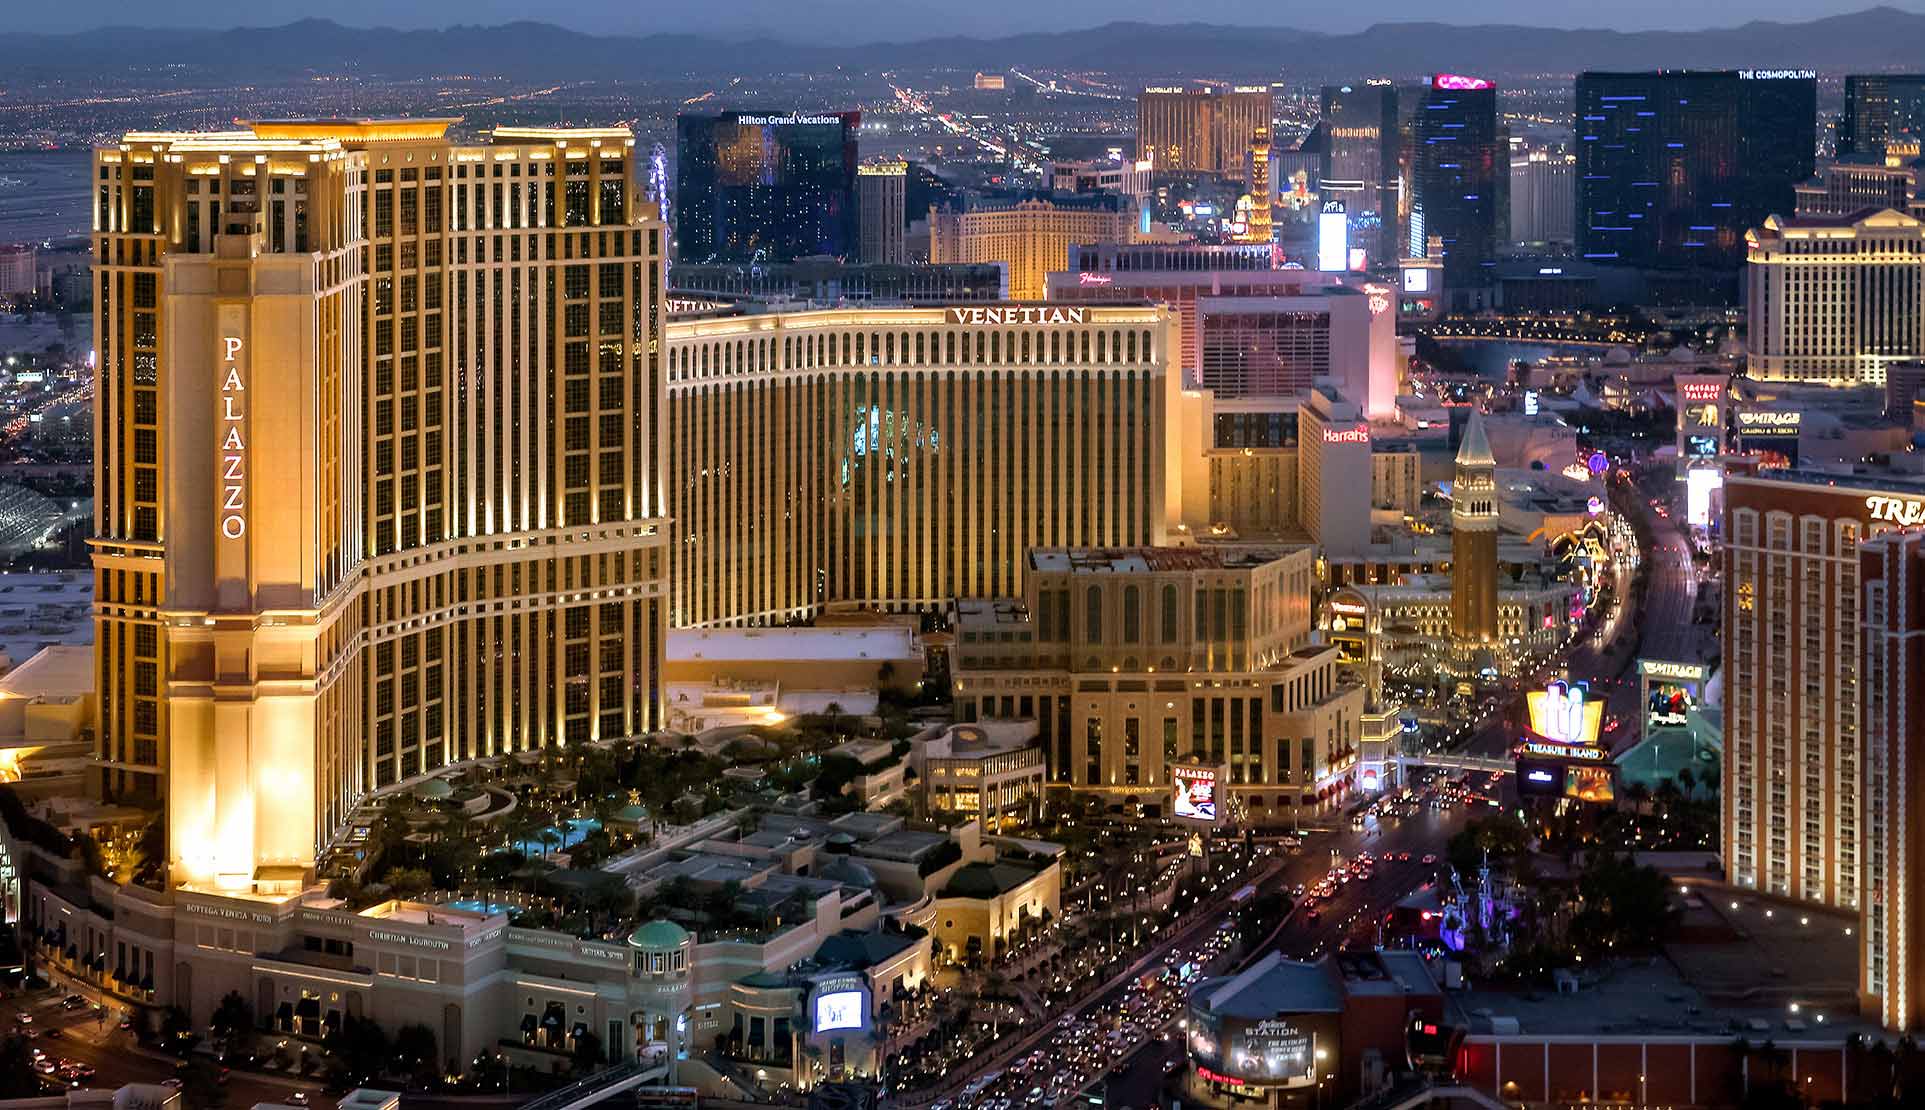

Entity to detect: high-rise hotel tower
[92,121,667,890]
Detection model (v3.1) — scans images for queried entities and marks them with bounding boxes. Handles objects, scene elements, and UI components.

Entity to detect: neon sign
[1321,426,1370,445]
[1867,495,1925,527]
[1077,272,1113,286]
[1432,73,1494,91]
[219,336,247,540]
[1525,680,1603,746]
[946,306,1088,326]
[1678,381,1723,402]
[1362,282,1392,316]
[1515,739,1608,762]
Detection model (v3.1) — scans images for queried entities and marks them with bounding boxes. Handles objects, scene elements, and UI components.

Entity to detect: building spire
[1457,407,1496,468]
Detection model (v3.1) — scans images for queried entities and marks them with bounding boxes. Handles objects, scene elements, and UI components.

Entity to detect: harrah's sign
[219,336,247,540]
[1321,425,1370,445]
[945,306,1088,326]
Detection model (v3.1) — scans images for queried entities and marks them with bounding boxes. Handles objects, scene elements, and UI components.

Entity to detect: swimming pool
[445,899,516,916]
[506,817,601,856]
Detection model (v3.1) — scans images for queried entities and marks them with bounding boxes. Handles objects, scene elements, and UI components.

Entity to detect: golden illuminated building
[664,304,1181,627]
[92,120,668,889]
[1241,124,1273,245]
[953,547,1370,818]
[928,195,1135,300]
[1136,86,1272,184]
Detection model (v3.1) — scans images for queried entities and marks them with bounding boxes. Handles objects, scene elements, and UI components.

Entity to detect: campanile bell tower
[1450,408,1499,661]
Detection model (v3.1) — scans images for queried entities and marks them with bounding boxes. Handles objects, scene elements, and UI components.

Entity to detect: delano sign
[944,306,1088,326]
[218,336,247,540]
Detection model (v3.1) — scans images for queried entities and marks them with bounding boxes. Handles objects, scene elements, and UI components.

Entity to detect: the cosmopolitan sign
[945,306,1089,326]
[219,336,247,540]
[1867,495,1925,527]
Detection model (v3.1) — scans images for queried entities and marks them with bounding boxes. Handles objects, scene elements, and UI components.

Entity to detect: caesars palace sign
[945,306,1089,326]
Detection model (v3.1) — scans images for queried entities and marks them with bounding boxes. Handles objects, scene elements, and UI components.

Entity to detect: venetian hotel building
[92,121,668,889]
[664,304,1180,627]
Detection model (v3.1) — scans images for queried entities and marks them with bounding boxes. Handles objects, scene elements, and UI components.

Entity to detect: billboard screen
[1172,765,1220,823]
[1640,659,1707,733]
[814,990,864,1033]
[1524,681,1603,747]
[1685,467,1722,526]
[1648,682,1694,727]
[1564,766,1615,804]
[1403,266,1431,293]
[1516,760,1564,797]
[1318,207,1348,272]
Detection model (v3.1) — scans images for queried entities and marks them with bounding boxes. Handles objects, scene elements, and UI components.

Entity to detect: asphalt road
[1094,790,1489,1110]
[2,981,336,1109]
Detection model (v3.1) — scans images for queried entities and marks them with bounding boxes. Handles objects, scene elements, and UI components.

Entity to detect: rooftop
[921,723,1041,762]
[942,859,1049,899]
[1193,952,1344,1019]
[1028,547,1282,574]
[667,626,919,664]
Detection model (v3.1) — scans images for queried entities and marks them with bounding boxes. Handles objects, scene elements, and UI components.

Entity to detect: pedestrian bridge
[518,1059,670,1110]
[1395,752,1514,775]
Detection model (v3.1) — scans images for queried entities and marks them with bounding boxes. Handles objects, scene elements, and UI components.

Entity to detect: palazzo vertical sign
[219,335,247,541]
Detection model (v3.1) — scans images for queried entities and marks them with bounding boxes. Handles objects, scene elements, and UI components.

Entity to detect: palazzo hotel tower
[91,121,668,890]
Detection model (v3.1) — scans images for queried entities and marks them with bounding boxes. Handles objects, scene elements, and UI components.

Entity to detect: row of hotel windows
[671,326,1159,381]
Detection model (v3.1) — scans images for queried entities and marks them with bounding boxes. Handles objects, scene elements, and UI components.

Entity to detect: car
[60,995,84,1010]
[42,1029,60,1040]
[12,1013,29,1025]
[286,1094,310,1107]
[1421,854,1439,865]
[160,1079,183,1090]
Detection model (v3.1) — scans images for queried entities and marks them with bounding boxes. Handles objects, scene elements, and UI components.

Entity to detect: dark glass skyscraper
[1575,71,1815,270]
[1411,74,1500,282]
[1320,82,1400,265]
[1841,75,1925,160]
[674,111,859,263]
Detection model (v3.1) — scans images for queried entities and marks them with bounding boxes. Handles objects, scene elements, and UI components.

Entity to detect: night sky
[14,0,1921,44]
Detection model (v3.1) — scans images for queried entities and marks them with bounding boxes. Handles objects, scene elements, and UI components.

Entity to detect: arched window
[915,332,926,364]
[1123,585,1140,642]
[1126,330,1137,363]
[1161,585,1178,643]
[1085,585,1103,642]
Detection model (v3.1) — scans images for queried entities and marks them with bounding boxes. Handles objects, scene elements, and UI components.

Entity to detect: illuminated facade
[1576,70,1815,270]
[1840,74,1925,161]
[674,111,860,264]
[1137,87,1272,184]
[1721,474,1880,909]
[1320,82,1400,265]
[1746,208,1925,387]
[664,304,1180,627]
[954,547,1371,818]
[1860,527,1925,1032]
[929,193,1134,300]
[856,161,907,266]
[92,121,668,888]
[1241,125,1273,245]
[1410,75,1500,280]
[1450,410,1499,656]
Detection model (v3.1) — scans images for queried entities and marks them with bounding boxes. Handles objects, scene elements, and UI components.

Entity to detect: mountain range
[6,6,1925,82]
